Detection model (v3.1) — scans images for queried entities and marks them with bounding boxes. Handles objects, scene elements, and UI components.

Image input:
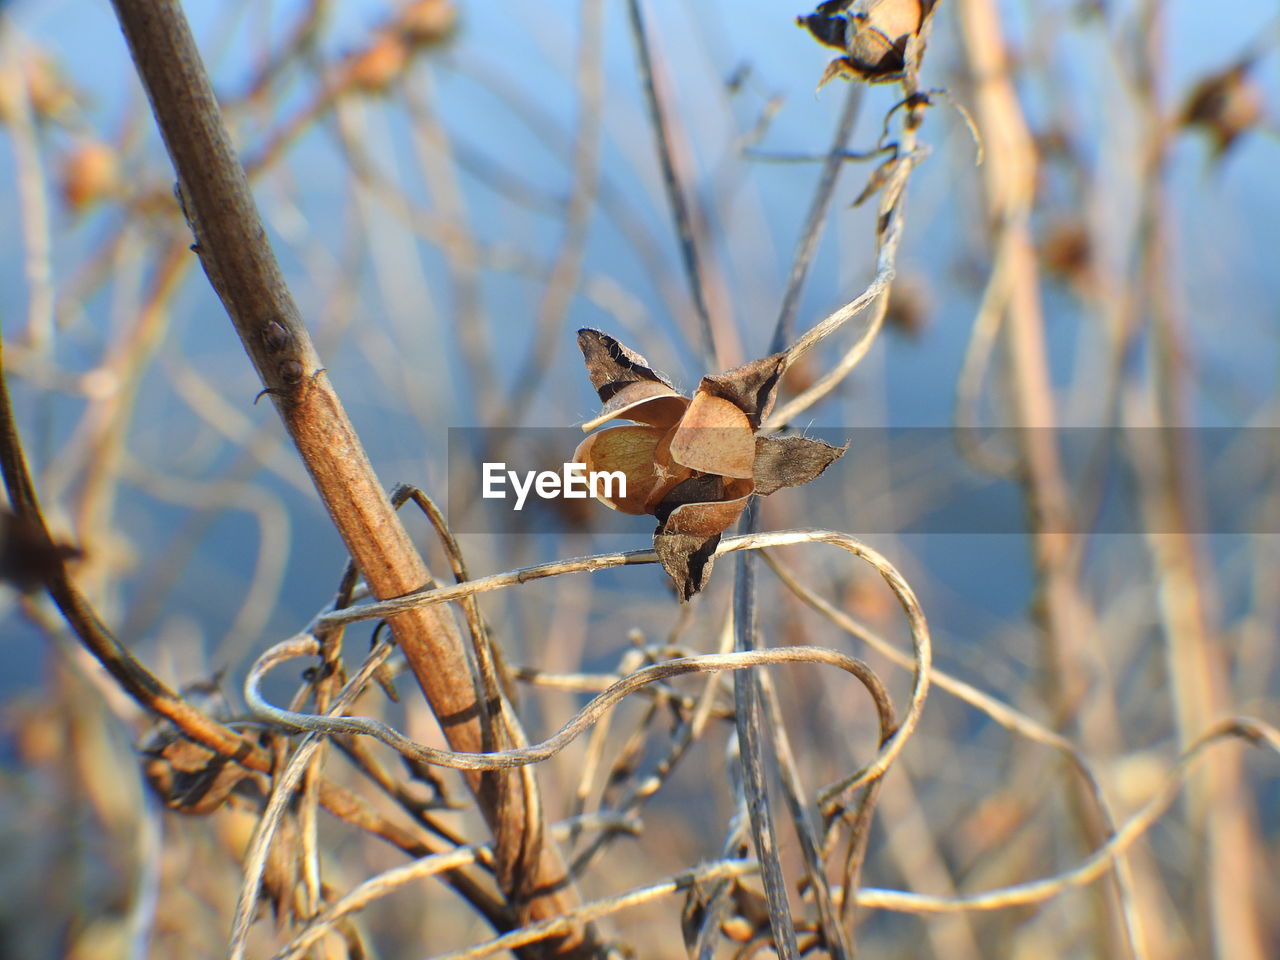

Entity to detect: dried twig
[625,0,723,368]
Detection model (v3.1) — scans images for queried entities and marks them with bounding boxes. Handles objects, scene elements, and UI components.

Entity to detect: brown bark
[107,1,593,952]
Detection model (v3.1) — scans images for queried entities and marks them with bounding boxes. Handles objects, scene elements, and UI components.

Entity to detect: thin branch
[432,859,759,960]
[769,83,863,354]
[625,0,720,369]
[499,0,605,423]
[851,719,1279,914]
[248,639,908,776]
[764,145,921,430]
[732,503,800,960]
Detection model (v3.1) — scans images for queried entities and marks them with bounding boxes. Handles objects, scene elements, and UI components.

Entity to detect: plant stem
[107,1,593,952]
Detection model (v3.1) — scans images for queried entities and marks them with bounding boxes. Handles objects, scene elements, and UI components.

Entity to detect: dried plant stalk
[106,0,591,952]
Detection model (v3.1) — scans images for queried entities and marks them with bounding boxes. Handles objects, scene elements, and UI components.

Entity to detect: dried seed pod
[399,0,459,45]
[573,329,847,599]
[0,50,79,125]
[142,734,260,815]
[344,32,410,93]
[884,275,931,338]
[1181,61,1264,159]
[799,0,935,85]
[1041,218,1094,293]
[61,139,119,212]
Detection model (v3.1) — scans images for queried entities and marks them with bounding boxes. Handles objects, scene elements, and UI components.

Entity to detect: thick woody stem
[107,1,592,953]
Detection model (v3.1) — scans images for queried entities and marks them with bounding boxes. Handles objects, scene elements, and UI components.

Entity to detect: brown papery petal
[662,480,752,536]
[864,0,923,43]
[573,425,669,515]
[667,392,755,479]
[752,436,848,496]
[581,380,689,432]
[642,425,695,513]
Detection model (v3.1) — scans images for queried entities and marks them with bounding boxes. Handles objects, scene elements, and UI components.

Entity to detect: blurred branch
[955,0,1139,954]
[853,718,1280,914]
[0,27,55,353]
[500,0,605,425]
[768,83,862,354]
[0,332,261,765]
[1124,4,1268,954]
[1,316,510,937]
[625,0,726,369]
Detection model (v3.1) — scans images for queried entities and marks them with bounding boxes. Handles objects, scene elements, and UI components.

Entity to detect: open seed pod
[798,0,936,86]
[573,330,848,599]
[1181,60,1264,161]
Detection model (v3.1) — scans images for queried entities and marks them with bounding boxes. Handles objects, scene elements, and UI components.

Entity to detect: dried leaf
[374,662,401,702]
[853,153,900,206]
[680,882,710,952]
[753,436,849,496]
[796,11,850,49]
[654,476,752,530]
[142,735,260,814]
[655,474,724,522]
[0,509,81,593]
[667,392,755,479]
[816,56,855,90]
[263,812,303,926]
[698,353,787,429]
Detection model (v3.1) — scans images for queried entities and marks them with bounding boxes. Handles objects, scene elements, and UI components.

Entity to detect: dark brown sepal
[577,328,673,399]
[654,527,722,603]
[753,436,849,496]
[698,353,787,429]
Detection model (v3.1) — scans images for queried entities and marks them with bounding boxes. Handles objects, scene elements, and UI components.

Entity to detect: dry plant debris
[573,330,846,600]
[0,507,81,593]
[1,0,1276,955]
[797,0,939,86]
[1179,59,1265,160]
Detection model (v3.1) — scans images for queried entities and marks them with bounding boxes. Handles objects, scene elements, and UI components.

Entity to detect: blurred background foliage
[0,0,1278,957]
